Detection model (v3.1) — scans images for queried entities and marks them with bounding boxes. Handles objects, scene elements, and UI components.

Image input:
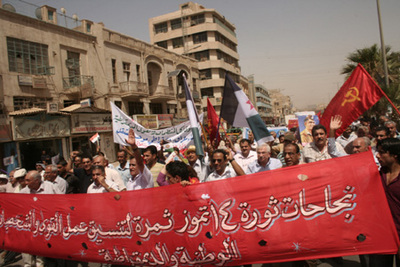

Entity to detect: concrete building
[255,84,273,125]
[0,1,200,170]
[268,89,293,126]
[149,2,243,113]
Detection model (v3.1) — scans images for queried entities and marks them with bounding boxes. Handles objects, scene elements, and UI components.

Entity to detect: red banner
[320,64,384,137]
[0,152,398,265]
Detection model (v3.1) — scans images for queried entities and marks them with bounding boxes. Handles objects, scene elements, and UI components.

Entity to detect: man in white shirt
[43,165,68,194]
[20,171,61,267]
[303,115,347,163]
[246,143,282,174]
[206,149,245,182]
[87,165,119,193]
[234,139,257,173]
[185,145,208,182]
[93,155,126,191]
[116,150,130,186]
[125,128,154,190]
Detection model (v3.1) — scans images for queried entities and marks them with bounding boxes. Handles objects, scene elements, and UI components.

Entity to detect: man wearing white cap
[13,168,27,193]
[0,174,13,192]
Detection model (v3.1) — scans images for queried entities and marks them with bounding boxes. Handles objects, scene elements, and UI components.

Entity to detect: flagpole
[183,74,209,146]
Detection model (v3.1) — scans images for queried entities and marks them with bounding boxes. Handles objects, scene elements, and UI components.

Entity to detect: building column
[141,99,151,115]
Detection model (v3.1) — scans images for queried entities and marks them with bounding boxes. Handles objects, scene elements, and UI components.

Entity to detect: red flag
[320,64,384,137]
[207,97,219,144]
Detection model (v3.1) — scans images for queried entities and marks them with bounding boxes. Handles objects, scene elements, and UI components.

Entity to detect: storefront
[10,108,70,170]
[0,115,16,173]
[61,104,117,162]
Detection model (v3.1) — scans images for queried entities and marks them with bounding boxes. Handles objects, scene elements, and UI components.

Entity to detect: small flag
[220,74,274,145]
[90,133,100,143]
[320,64,384,137]
[183,74,204,157]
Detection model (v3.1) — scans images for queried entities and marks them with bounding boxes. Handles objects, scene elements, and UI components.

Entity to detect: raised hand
[125,128,136,147]
[330,115,343,131]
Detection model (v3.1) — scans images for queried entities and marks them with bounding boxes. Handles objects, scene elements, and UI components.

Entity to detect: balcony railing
[152,85,174,97]
[119,81,149,95]
[62,75,94,89]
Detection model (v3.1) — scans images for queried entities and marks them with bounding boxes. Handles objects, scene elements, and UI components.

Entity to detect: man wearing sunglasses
[205,148,245,182]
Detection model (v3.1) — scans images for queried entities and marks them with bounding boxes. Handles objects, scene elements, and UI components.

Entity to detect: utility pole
[376,0,389,89]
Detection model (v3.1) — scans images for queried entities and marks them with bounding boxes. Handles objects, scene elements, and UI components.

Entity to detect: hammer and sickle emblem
[341,87,361,106]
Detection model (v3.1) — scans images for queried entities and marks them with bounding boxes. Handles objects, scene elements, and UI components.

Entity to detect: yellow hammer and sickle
[341,87,361,106]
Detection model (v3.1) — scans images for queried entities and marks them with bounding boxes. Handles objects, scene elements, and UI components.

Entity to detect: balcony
[149,85,175,100]
[118,81,149,98]
[62,75,94,98]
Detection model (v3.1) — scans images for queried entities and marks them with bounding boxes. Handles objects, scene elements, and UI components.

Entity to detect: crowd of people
[1,114,400,267]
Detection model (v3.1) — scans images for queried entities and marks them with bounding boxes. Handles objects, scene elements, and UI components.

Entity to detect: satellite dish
[35,7,42,19]
[2,3,16,12]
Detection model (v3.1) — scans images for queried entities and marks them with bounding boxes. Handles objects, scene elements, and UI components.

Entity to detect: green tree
[341,44,400,114]
[342,44,400,87]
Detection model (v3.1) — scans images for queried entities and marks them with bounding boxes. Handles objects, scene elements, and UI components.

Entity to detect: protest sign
[111,102,203,150]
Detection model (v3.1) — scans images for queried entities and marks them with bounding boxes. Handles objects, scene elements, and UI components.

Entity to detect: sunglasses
[212,159,223,163]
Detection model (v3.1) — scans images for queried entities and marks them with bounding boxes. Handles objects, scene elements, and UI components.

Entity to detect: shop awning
[9,107,46,116]
[60,104,109,113]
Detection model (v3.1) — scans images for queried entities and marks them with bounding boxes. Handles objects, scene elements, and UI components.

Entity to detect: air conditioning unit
[47,102,59,113]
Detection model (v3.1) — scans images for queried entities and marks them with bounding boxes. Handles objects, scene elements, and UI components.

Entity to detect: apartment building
[149,2,243,113]
[0,1,200,170]
[255,84,273,125]
[268,89,294,126]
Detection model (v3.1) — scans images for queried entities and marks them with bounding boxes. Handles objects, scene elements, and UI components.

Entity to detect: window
[215,33,237,52]
[136,64,141,82]
[193,32,207,44]
[172,37,183,48]
[128,101,144,115]
[7,37,49,75]
[111,59,117,83]
[191,14,205,26]
[194,50,209,61]
[219,69,226,79]
[201,88,213,98]
[147,71,152,86]
[114,101,122,109]
[154,22,168,34]
[123,62,130,81]
[66,51,80,81]
[86,24,91,33]
[150,103,163,114]
[13,96,50,111]
[199,69,212,80]
[171,19,182,30]
[156,41,168,49]
[48,11,54,20]
[192,78,197,91]
[217,50,238,67]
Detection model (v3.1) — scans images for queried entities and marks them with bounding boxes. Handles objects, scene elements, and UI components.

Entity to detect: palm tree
[341,44,400,88]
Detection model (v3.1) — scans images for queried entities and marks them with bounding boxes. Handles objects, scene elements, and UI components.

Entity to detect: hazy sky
[15,0,400,109]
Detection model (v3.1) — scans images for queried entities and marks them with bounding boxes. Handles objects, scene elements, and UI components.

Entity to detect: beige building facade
[268,89,293,126]
[149,2,244,113]
[0,2,200,170]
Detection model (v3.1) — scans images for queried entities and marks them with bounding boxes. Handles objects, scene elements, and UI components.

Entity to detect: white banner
[111,102,203,150]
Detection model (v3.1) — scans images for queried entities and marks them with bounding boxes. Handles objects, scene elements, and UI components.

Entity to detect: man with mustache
[303,115,346,163]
